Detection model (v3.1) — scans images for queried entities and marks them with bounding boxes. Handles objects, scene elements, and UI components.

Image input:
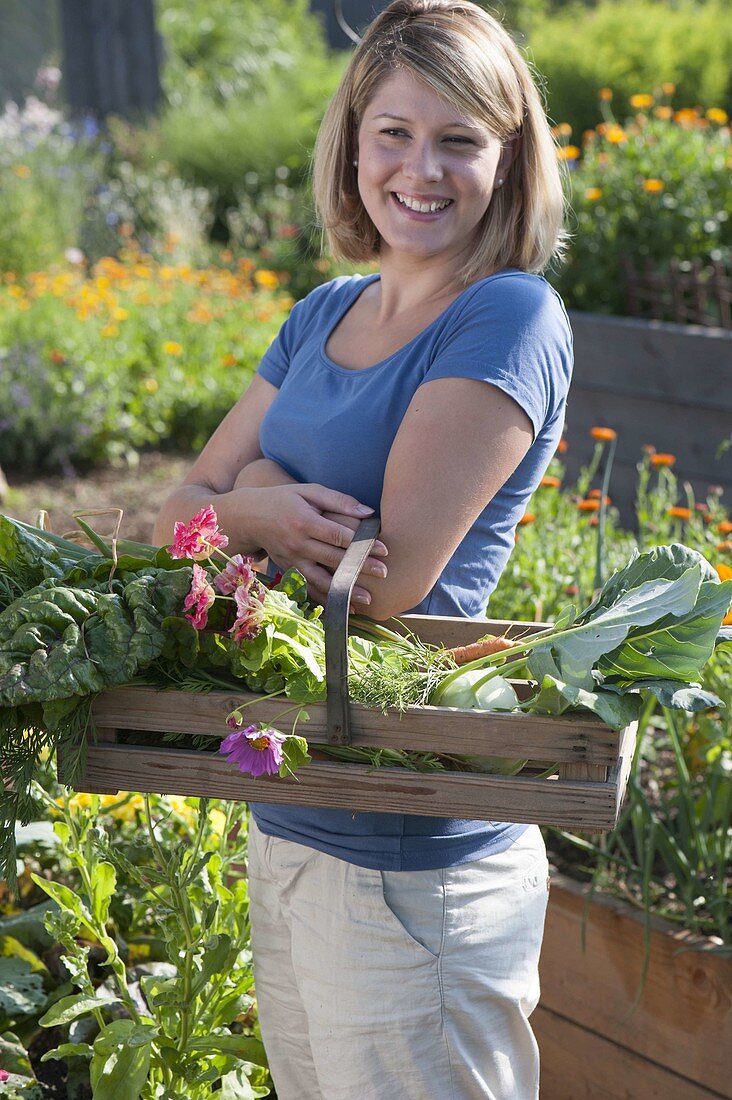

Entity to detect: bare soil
[1,452,194,545]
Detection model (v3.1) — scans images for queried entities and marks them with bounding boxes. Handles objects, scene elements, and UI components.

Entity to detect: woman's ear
[497,132,522,178]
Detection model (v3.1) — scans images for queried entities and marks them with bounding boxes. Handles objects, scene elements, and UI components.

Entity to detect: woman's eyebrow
[373,112,479,128]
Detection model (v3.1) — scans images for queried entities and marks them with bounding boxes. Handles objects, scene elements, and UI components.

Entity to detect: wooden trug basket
[58,520,637,832]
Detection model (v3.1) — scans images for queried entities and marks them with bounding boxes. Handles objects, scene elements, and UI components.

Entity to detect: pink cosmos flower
[230,582,265,642]
[170,505,229,561]
[214,553,256,594]
[183,563,216,629]
[220,724,285,777]
[0,1069,9,1083]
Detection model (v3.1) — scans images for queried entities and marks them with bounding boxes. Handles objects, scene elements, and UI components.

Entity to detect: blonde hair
[312,0,566,281]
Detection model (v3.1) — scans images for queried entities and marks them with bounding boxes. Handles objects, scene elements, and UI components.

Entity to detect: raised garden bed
[536,874,732,1099]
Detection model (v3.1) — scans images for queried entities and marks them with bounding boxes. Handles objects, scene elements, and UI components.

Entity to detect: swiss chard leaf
[525,674,643,730]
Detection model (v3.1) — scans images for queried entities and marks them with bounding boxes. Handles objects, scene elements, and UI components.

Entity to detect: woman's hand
[234,459,388,608]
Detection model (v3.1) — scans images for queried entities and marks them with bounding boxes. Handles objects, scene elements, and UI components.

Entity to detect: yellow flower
[605,125,626,144]
[104,793,145,822]
[162,340,183,356]
[113,307,129,321]
[8,285,24,299]
[599,87,613,102]
[101,324,119,337]
[12,164,31,178]
[167,795,197,826]
[557,122,572,137]
[67,792,94,813]
[630,94,654,110]
[557,145,581,160]
[643,178,664,193]
[585,187,603,202]
[221,353,238,367]
[143,377,159,394]
[254,269,279,290]
[706,108,728,125]
[654,106,673,120]
[208,808,228,836]
[675,107,700,126]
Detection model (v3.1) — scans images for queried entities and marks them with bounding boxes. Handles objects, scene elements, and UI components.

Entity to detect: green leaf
[30,874,91,927]
[544,566,704,689]
[220,1064,272,1099]
[0,1029,34,1075]
[40,1041,94,1062]
[607,680,723,712]
[90,1020,154,1100]
[0,935,49,977]
[40,993,121,1028]
[279,736,311,777]
[0,958,47,1018]
[186,1033,268,1063]
[598,579,732,685]
[91,862,116,926]
[579,543,719,620]
[527,675,643,730]
[189,933,233,998]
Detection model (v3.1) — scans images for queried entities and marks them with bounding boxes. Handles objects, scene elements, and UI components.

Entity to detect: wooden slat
[539,876,732,1095]
[67,743,622,830]
[534,1006,726,1100]
[90,687,620,764]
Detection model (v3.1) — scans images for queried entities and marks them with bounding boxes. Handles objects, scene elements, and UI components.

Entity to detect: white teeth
[395,192,451,213]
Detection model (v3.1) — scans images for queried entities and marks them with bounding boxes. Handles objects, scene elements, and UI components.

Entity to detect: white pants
[247,819,549,1100]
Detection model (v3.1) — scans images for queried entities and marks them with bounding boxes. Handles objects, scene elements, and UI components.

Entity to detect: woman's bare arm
[354,377,534,621]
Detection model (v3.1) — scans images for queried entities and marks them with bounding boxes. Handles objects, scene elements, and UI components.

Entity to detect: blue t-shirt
[249,268,573,870]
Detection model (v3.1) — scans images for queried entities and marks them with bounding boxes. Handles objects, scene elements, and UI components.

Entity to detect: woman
[154,2,572,1096]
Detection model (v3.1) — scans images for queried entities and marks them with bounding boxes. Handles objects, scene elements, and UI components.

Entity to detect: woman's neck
[374,248,472,322]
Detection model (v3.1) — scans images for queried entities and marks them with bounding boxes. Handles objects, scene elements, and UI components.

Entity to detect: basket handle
[323,515,381,744]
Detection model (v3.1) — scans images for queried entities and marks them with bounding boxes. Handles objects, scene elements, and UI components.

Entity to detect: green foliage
[527,0,732,139]
[155,0,345,200]
[552,102,730,314]
[0,258,291,473]
[16,786,272,1098]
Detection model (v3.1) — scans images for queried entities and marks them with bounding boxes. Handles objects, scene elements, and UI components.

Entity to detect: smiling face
[356,68,506,270]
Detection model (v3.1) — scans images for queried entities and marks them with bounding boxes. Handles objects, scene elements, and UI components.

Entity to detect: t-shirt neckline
[319,269,521,375]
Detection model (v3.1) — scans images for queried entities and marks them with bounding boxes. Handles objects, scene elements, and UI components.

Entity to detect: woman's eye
[445,135,474,145]
[381,128,408,138]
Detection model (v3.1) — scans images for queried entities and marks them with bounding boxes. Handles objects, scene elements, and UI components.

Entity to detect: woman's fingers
[299,482,376,521]
[296,562,372,608]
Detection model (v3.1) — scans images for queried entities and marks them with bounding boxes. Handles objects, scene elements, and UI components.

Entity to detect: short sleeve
[256,294,308,389]
[421,273,573,439]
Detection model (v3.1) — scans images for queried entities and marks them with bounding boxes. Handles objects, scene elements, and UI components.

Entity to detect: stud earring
[496,177,504,187]
[353,159,359,167]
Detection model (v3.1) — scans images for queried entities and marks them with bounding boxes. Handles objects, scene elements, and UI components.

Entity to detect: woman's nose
[403,141,444,182]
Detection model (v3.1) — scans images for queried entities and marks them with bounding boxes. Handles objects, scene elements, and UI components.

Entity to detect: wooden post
[59,0,162,119]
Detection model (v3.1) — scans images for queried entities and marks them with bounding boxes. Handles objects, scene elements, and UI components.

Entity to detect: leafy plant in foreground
[30,787,270,1099]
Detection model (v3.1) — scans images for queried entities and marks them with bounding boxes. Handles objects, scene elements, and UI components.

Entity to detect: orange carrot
[446,634,516,666]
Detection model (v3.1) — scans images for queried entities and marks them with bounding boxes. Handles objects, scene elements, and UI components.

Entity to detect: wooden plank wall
[536,876,732,1099]
[562,313,732,525]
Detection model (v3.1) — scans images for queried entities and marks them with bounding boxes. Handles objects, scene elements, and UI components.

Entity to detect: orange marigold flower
[599,87,613,102]
[540,475,562,488]
[716,563,732,581]
[641,443,656,454]
[650,452,676,467]
[578,499,600,512]
[630,93,654,110]
[518,513,536,526]
[564,585,579,596]
[643,178,664,193]
[589,516,599,526]
[675,108,699,126]
[221,353,238,367]
[606,125,626,144]
[716,541,732,553]
[585,187,603,201]
[706,108,728,125]
[50,349,66,364]
[667,506,692,520]
[590,426,617,441]
[661,82,676,96]
[654,106,673,120]
[587,490,612,505]
[718,521,732,534]
[557,145,581,160]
